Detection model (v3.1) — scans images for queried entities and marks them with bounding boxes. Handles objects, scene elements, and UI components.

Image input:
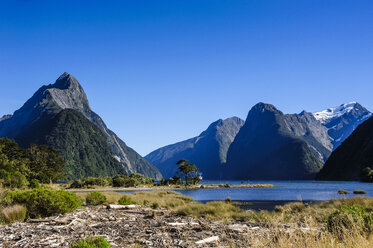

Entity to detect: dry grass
[129,191,193,208]
[246,197,373,224]
[76,190,193,208]
[176,201,248,220]
[242,228,373,248]
[0,204,27,224]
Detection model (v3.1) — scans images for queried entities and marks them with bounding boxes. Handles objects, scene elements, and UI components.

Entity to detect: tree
[0,139,29,188]
[25,145,65,183]
[176,159,201,185]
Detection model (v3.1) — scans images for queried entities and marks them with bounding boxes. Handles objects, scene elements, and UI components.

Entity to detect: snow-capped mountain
[313,102,372,149]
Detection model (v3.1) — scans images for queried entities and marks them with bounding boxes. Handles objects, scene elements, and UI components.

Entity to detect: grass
[69,236,111,248]
[0,204,27,224]
[240,227,373,248]
[176,201,248,220]
[246,197,373,224]
[76,190,193,209]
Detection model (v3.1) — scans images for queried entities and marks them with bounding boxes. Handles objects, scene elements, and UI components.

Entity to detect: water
[171,180,373,201]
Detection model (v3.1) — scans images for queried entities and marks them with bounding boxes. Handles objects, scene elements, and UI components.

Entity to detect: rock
[228,224,249,232]
[195,236,219,244]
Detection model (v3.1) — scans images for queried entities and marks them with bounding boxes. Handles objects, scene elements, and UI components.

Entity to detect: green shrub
[86,191,106,205]
[338,190,348,194]
[112,174,153,187]
[0,204,26,224]
[160,176,182,186]
[151,202,160,209]
[70,180,84,188]
[118,195,132,205]
[353,190,367,194]
[29,179,40,189]
[70,236,111,248]
[2,188,82,218]
[327,205,373,238]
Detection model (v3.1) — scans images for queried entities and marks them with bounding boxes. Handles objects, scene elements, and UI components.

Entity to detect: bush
[338,190,348,194]
[0,204,26,224]
[118,195,132,205]
[327,205,373,238]
[70,180,84,189]
[86,191,106,205]
[2,188,82,218]
[112,174,153,187]
[29,179,40,189]
[70,236,111,248]
[160,176,183,186]
[353,190,366,194]
[151,202,160,209]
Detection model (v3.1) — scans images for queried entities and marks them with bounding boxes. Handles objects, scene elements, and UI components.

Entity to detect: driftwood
[106,204,139,210]
[195,236,219,244]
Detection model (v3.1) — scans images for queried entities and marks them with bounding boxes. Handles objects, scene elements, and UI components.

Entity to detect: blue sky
[1,0,372,155]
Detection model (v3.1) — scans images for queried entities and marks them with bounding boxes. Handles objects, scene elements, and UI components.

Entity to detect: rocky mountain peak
[250,102,283,116]
[53,72,80,90]
[44,72,91,114]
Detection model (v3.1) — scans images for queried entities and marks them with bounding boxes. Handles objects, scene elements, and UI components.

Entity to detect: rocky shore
[0,205,304,248]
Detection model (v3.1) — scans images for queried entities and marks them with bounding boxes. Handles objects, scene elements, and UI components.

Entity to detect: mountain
[225,103,323,180]
[0,73,162,180]
[313,102,372,149]
[19,109,127,180]
[316,116,373,181]
[145,117,244,179]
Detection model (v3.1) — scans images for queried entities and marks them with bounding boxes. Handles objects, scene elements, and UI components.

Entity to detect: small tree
[176,159,201,185]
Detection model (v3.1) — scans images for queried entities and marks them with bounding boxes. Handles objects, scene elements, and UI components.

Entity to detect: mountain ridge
[0,73,162,180]
[145,117,244,179]
[225,102,323,180]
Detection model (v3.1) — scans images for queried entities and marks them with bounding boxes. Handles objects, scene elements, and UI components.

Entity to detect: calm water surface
[171,180,373,201]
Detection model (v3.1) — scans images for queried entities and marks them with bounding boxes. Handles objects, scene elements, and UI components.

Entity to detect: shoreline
[67,183,274,192]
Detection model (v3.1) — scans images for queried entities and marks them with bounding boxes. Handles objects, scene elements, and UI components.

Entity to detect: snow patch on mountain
[312,102,357,124]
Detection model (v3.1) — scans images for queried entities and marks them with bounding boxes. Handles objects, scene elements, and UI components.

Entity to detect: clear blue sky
[1,0,372,155]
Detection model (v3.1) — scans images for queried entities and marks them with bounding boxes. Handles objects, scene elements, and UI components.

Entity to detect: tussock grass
[0,204,26,224]
[242,227,373,248]
[247,197,373,224]
[130,191,193,208]
[176,201,248,220]
[76,190,193,209]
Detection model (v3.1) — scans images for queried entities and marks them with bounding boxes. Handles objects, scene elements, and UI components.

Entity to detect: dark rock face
[225,103,323,180]
[313,102,372,149]
[145,117,244,179]
[285,111,332,162]
[316,116,373,181]
[0,73,162,180]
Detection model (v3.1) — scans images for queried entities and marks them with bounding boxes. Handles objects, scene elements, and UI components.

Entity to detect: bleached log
[107,204,139,210]
[195,236,219,244]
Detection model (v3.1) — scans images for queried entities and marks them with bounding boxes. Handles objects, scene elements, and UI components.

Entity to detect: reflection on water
[172,180,373,201]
